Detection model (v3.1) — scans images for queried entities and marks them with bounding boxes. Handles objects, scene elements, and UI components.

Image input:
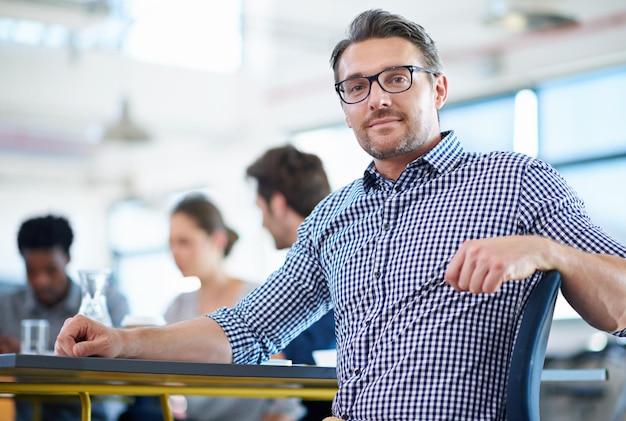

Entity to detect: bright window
[125,0,242,73]
[439,95,516,153]
[538,66,626,164]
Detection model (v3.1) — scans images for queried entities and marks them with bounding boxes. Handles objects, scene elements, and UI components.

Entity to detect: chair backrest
[506,270,561,421]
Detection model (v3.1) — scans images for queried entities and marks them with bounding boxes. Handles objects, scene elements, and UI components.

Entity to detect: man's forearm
[550,241,626,332]
[122,316,233,362]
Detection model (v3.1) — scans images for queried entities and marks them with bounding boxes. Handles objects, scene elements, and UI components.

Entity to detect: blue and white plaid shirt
[211,131,626,420]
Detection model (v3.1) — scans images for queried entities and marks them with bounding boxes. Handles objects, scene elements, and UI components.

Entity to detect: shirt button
[342,414,349,420]
[354,368,361,375]
[365,320,371,325]
[394,185,401,192]
[374,271,381,279]
[382,222,390,231]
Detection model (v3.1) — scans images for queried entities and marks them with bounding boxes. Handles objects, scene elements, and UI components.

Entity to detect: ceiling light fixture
[101,98,150,142]
[484,0,578,32]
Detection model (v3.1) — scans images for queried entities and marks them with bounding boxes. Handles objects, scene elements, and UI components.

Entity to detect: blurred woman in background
[166,194,252,322]
[164,193,304,421]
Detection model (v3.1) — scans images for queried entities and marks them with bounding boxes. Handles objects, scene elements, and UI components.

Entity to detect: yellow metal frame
[0,383,337,399]
[0,380,337,421]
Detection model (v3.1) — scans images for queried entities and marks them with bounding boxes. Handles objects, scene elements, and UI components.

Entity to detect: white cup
[20,319,49,355]
[312,349,337,367]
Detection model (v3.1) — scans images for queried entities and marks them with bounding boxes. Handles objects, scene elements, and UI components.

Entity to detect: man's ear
[57,247,70,266]
[434,74,448,110]
[269,192,289,216]
[345,114,353,129]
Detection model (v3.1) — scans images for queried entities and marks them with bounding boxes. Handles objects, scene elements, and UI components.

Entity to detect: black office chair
[506,270,561,421]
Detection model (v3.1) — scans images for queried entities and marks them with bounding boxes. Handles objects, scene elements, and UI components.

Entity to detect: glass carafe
[77,269,113,327]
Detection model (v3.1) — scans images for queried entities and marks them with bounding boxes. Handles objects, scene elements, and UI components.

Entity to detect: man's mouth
[365,110,404,129]
[36,290,54,304]
[368,117,401,128]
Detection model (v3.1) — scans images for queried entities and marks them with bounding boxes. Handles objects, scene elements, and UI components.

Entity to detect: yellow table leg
[33,397,41,421]
[78,392,91,421]
[159,395,174,421]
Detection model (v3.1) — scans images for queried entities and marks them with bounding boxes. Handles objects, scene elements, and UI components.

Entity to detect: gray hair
[330,9,443,82]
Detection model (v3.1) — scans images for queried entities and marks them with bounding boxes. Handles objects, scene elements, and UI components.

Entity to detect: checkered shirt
[210,131,626,420]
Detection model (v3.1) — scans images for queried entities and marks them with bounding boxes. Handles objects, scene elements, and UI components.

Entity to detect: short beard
[357,110,425,160]
[363,134,423,160]
[355,121,427,160]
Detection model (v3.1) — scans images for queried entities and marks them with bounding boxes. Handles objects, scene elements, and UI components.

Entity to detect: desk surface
[0,354,339,421]
[0,353,338,401]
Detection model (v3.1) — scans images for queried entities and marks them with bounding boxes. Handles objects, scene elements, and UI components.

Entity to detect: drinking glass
[20,319,49,354]
[77,269,113,327]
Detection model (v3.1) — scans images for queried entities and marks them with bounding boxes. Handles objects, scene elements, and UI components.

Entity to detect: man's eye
[385,74,409,86]
[346,81,366,93]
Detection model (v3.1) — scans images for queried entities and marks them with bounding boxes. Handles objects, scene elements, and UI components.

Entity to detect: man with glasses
[56,9,626,420]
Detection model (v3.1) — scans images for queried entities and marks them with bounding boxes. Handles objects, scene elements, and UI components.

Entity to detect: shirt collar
[415,130,464,174]
[363,130,464,192]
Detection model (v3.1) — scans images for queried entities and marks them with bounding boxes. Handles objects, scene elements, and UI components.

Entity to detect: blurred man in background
[247,145,336,421]
[0,214,129,420]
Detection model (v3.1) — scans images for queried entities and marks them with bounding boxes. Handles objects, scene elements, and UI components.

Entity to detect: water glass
[20,319,49,355]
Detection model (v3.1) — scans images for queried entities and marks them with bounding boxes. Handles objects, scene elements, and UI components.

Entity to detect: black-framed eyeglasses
[334,65,438,104]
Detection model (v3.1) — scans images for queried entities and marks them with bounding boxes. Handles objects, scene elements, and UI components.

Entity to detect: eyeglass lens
[339,67,413,104]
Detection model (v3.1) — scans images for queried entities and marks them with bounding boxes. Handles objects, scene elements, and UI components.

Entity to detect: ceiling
[259,0,626,98]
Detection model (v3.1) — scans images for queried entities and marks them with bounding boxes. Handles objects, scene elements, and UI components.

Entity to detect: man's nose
[29,272,51,288]
[367,80,392,108]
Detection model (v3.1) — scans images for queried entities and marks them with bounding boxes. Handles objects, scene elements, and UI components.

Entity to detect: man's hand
[54,315,125,358]
[445,235,551,294]
[0,334,20,354]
